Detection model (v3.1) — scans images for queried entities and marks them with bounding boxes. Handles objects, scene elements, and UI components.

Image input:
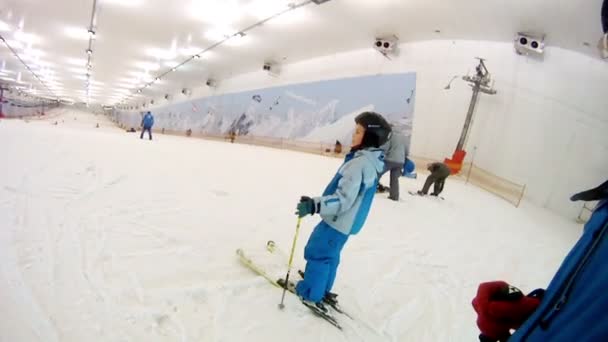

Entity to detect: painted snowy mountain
[303,104,375,145]
[221,92,342,139]
[142,72,416,142]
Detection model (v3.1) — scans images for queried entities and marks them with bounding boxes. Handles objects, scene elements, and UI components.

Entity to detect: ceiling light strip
[0,34,57,100]
[122,0,313,105]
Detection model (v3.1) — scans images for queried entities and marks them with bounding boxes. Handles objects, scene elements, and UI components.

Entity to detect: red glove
[472,281,541,342]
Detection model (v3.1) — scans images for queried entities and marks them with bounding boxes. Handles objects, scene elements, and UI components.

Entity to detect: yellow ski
[236,248,281,288]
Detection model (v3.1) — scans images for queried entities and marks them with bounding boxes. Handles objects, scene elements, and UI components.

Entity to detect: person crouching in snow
[294,111,391,312]
[417,162,451,196]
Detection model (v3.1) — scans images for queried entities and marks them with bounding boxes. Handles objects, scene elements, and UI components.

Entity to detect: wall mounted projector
[514,32,545,58]
[373,35,399,58]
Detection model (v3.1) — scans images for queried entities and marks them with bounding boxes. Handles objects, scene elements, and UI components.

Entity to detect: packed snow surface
[0,110,581,341]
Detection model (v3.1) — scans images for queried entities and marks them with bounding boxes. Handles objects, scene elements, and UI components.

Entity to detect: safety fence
[459,163,526,207]
[407,157,526,207]
[115,123,343,157]
[0,102,61,119]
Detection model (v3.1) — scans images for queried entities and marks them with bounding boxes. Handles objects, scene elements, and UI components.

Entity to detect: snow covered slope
[0,110,581,342]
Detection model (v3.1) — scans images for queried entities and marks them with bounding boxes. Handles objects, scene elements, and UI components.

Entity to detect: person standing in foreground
[294,111,391,312]
[140,111,154,140]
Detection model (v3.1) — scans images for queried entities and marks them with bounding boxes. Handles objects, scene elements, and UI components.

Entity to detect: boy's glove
[296,196,317,217]
[472,281,542,342]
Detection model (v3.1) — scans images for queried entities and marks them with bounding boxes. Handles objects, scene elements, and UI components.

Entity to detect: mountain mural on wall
[116,72,416,144]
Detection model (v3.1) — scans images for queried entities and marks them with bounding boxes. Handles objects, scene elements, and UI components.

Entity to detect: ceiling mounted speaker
[206,78,217,88]
[373,35,399,58]
[262,61,281,77]
[515,32,545,58]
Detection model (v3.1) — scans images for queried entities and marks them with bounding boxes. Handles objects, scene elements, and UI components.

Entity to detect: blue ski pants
[140,126,152,140]
[296,221,349,302]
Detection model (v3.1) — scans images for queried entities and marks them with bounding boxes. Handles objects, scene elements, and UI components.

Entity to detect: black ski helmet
[354,111,392,148]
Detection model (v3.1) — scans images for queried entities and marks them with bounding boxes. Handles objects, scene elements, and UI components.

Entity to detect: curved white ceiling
[0,0,605,105]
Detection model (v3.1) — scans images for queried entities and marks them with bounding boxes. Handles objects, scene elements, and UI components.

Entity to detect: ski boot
[300,297,342,329]
[300,297,330,315]
[323,292,339,306]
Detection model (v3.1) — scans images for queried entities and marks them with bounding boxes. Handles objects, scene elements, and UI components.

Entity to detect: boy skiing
[293,111,391,313]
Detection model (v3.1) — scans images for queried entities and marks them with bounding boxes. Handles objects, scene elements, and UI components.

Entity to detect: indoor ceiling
[0,0,604,106]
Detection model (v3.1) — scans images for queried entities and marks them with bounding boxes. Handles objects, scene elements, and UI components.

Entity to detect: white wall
[150,40,608,218]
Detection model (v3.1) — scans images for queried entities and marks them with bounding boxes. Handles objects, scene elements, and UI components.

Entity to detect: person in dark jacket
[379,130,408,201]
[472,180,608,342]
[140,111,154,140]
[417,162,451,196]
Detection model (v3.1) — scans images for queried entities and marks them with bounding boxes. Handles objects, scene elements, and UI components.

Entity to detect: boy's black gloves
[296,196,318,217]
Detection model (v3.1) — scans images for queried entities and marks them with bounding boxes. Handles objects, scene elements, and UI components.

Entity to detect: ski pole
[278,216,302,309]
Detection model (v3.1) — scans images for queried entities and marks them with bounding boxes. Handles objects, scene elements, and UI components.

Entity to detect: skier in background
[140,111,154,140]
[417,162,451,196]
[334,140,342,154]
[378,129,409,201]
[293,111,391,313]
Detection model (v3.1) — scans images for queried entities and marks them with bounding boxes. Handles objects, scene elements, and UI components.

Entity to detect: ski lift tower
[444,57,497,174]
